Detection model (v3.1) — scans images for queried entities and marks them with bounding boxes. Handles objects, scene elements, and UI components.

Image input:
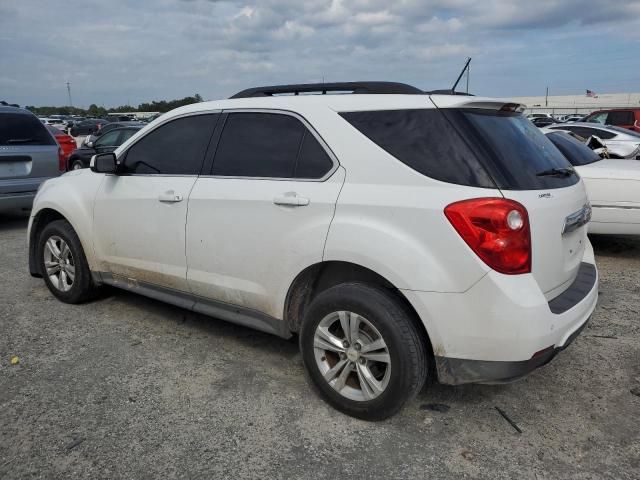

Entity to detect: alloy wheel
[43,235,75,292]
[313,311,391,401]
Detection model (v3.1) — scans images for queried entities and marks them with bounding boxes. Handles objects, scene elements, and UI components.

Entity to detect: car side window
[568,126,615,140]
[212,112,333,179]
[121,114,218,175]
[587,112,608,124]
[118,129,137,144]
[606,110,634,126]
[95,130,120,147]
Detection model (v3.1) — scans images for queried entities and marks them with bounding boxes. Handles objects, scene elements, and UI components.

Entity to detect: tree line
[21,94,203,117]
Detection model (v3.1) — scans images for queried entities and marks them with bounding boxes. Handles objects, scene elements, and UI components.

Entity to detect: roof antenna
[451,57,471,94]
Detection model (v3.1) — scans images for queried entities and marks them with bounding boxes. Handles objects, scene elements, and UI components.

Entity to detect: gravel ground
[1,211,638,479]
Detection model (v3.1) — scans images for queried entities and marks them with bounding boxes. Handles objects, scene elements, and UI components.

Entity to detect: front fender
[29,171,104,272]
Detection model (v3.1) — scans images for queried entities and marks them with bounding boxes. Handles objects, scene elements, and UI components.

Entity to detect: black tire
[70,158,85,170]
[37,219,96,304]
[299,282,429,421]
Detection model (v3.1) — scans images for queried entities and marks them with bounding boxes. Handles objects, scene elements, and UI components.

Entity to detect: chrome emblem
[563,204,592,234]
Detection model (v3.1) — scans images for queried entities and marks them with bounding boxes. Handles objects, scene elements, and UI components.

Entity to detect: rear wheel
[37,220,96,303]
[300,282,429,420]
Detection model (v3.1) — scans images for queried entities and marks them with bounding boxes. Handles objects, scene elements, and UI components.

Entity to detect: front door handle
[273,192,310,207]
[158,190,183,203]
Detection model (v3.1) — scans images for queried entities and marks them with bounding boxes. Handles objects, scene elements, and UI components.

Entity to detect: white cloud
[0,0,638,107]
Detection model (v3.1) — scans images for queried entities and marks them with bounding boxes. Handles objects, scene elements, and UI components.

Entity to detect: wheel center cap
[346,348,359,362]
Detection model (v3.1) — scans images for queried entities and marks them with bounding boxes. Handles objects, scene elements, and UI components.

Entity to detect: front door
[93,113,220,292]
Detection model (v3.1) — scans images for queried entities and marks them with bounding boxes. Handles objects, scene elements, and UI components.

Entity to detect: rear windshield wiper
[536,167,575,177]
[5,138,34,144]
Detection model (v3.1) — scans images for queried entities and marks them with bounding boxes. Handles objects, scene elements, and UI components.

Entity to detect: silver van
[0,106,63,211]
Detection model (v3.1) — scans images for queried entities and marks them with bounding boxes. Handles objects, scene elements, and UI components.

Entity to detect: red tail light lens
[58,147,66,172]
[444,198,531,275]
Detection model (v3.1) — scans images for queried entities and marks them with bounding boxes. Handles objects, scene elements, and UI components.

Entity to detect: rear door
[0,111,60,194]
[93,113,219,292]
[186,111,344,318]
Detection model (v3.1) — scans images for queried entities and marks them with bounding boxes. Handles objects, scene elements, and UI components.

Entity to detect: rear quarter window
[0,113,56,146]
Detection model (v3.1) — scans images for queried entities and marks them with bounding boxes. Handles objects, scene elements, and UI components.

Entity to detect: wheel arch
[284,260,435,373]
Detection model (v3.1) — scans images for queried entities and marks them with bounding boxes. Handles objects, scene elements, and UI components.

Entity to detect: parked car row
[528,108,640,132]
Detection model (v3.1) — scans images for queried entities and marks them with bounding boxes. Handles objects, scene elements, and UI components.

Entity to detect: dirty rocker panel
[97,272,292,339]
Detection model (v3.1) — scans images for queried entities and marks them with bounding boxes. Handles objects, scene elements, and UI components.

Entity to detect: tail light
[58,147,66,172]
[444,198,531,275]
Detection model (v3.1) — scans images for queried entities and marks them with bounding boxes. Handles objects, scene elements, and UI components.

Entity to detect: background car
[545,130,640,235]
[46,125,76,164]
[67,125,143,170]
[546,123,640,159]
[531,116,559,127]
[0,106,63,210]
[69,119,110,137]
[83,121,144,147]
[582,108,640,132]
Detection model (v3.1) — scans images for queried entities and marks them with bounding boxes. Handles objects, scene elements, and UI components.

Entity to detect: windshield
[546,131,601,166]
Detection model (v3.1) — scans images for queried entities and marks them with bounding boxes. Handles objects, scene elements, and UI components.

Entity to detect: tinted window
[122,114,217,175]
[546,132,601,166]
[295,132,333,178]
[607,110,634,126]
[119,128,140,144]
[558,126,614,140]
[340,109,495,188]
[212,113,304,178]
[458,110,577,189]
[0,113,56,146]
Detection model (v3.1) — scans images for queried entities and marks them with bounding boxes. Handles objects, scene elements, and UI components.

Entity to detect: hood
[576,159,640,180]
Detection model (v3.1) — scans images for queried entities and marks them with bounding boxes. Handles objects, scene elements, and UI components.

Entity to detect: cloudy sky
[1,0,639,108]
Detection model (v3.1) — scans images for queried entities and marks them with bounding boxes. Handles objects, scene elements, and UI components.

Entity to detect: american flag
[586,89,598,98]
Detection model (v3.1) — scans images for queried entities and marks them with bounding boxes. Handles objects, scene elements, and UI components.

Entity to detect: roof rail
[230,81,424,99]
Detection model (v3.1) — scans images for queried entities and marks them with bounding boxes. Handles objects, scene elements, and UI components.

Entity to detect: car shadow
[589,234,640,259]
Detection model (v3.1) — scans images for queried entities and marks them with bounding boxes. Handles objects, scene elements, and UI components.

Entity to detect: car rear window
[0,113,56,146]
[545,131,601,166]
[340,108,578,190]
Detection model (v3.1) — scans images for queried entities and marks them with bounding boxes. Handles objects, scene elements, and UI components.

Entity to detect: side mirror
[90,152,118,174]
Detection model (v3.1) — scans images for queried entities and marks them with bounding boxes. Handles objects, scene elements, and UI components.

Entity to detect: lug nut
[354,343,361,351]
[359,358,366,364]
[342,340,349,348]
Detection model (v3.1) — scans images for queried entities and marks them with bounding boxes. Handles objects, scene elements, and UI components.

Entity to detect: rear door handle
[158,190,183,203]
[273,192,310,207]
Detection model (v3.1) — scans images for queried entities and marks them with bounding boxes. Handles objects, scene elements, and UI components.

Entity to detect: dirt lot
[1,211,638,479]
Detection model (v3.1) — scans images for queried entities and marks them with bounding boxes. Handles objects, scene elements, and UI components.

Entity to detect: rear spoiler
[430,96,527,113]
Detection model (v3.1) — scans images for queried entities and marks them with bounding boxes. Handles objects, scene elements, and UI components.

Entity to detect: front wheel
[300,283,429,420]
[70,159,84,170]
[37,220,96,303]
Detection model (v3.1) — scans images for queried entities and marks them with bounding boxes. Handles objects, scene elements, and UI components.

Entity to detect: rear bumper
[433,313,590,384]
[402,245,598,385]
[0,191,36,211]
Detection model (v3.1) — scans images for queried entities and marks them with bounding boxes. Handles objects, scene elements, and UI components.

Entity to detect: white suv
[28,82,598,420]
